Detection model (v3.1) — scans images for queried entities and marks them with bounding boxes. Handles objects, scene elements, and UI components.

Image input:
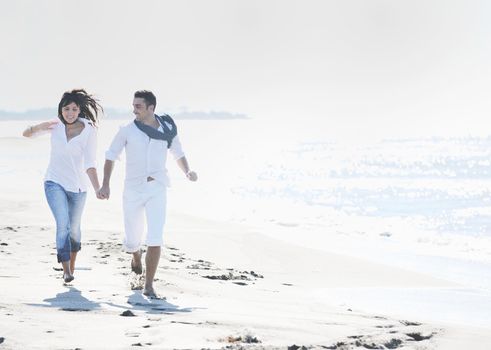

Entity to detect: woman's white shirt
[44,118,97,192]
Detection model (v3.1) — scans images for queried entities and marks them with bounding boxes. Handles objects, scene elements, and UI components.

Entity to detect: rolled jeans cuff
[70,237,81,252]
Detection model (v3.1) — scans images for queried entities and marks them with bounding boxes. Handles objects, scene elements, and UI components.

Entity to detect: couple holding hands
[23,89,197,298]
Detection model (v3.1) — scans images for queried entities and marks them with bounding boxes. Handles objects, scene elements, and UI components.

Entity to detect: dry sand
[0,214,489,349]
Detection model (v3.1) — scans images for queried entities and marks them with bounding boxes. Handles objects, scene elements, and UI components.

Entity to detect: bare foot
[131,250,143,275]
[143,286,158,299]
[61,261,73,283]
[63,273,74,283]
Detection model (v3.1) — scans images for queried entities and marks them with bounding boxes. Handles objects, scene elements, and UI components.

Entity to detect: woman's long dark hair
[57,89,103,126]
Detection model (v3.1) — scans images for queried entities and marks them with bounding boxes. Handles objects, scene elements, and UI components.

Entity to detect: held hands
[186,170,198,182]
[96,172,194,200]
[97,185,110,199]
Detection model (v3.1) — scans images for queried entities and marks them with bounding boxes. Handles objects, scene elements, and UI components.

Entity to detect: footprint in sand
[202,270,263,284]
[400,320,422,326]
[405,332,434,341]
[223,334,261,344]
[125,332,140,337]
[130,274,145,290]
[307,311,439,350]
[287,346,308,350]
[233,282,248,286]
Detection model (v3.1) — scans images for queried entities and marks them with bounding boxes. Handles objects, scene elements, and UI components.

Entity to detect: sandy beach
[1,212,489,349]
[0,119,490,349]
[3,0,491,348]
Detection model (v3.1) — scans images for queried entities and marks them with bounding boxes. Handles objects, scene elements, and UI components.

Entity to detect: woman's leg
[67,190,87,274]
[70,252,77,275]
[44,181,72,277]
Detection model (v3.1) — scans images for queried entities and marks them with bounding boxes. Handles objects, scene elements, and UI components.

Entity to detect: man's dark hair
[134,90,157,109]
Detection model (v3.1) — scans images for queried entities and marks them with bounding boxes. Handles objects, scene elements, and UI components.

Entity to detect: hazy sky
[1,0,490,134]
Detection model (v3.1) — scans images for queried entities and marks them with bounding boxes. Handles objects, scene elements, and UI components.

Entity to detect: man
[98,90,197,298]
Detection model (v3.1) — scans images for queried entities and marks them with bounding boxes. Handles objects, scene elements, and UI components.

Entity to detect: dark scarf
[134,114,177,148]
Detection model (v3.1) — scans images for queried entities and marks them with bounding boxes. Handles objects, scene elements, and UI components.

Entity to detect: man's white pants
[122,181,167,252]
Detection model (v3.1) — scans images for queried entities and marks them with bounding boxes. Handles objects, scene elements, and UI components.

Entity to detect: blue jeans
[44,181,87,263]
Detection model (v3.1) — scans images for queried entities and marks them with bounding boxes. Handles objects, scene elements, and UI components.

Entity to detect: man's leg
[143,182,167,297]
[123,186,145,273]
[144,246,161,296]
[131,250,143,274]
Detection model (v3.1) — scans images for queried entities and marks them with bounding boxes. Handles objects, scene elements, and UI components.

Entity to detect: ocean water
[172,120,491,291]
[2,118,491,293]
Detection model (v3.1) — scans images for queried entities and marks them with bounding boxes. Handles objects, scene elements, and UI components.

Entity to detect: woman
[23,89,103,283]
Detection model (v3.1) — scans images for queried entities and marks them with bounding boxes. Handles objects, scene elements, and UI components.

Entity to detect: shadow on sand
[26,288,198,315]
[104,291,196,315]
[26,287,101,311]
